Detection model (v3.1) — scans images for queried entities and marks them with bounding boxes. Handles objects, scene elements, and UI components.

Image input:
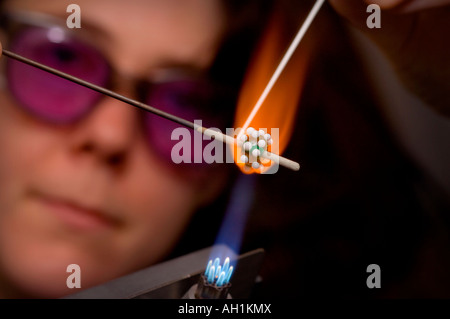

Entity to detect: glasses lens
[144,79,232,167]
[6,26,110,123]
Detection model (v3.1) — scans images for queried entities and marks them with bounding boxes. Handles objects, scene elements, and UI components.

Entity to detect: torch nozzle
[204,257,234,287]
[183,257,234,299]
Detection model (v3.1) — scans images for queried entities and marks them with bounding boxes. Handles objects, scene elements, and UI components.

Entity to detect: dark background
[174,1,450,299]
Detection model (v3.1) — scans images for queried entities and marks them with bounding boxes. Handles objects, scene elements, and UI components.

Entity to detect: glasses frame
[0,10,238,176]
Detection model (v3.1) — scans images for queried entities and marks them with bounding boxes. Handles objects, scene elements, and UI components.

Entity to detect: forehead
[4,0,226,76]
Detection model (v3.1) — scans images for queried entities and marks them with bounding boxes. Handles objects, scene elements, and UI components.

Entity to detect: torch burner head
[194,274,232,299]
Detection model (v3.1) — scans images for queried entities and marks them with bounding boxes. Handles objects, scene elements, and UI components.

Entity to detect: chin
[0,232,122,298]
[0,251,123,298]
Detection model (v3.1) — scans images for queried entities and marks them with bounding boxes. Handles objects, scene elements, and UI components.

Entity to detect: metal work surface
[65,245,264,299]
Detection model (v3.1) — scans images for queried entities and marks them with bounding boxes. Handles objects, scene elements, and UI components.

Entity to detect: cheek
[110,145,203,269]
[0,92,57,209]
[0,93,74,297]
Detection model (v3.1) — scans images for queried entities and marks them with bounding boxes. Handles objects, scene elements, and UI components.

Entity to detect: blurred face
[0,0,227,298]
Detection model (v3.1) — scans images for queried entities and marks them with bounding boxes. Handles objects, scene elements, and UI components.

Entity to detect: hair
[169,0,278,258]
[241,1,450,298]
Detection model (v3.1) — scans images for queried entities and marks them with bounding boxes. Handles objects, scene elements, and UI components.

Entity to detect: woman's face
[0,0,227,298]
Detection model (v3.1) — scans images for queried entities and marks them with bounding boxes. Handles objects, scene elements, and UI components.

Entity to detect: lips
[31,190,121,232]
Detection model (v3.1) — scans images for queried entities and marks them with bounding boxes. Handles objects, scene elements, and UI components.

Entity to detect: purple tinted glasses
[4,17,235,172]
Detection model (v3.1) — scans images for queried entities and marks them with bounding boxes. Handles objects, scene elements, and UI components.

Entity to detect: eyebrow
[3,10,113,44]
[3,10,211,82]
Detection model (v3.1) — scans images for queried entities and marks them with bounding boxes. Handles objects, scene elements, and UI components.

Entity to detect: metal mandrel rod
[2,49,300,171]
[2,49,196,129]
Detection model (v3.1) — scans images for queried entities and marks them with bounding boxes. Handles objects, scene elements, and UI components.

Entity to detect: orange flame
[231,14,311,174]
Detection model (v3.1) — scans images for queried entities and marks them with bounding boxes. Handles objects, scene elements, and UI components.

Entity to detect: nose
[69,92,139,167]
